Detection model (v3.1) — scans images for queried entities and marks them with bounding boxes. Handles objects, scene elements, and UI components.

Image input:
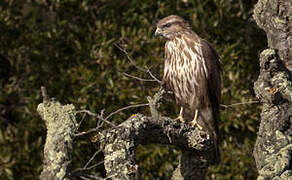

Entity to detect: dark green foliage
[0,0,265,179]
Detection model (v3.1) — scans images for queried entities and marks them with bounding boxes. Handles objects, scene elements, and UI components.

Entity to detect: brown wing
[201,39,221,164]
[201,39,221,133]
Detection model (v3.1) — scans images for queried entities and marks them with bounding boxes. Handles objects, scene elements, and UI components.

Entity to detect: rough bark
[98,90,216,180]
[253,0,291,179]
[98,114,212,180]
[38,93,77,180]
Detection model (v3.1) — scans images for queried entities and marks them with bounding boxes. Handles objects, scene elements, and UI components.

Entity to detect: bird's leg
[175,107,185,123]
[190,109,202,129]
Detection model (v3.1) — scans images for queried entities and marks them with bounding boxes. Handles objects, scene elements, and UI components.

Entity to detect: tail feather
[198,108,221,165]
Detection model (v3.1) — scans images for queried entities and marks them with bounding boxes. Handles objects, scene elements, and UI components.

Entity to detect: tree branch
[97,89,214,180]
[98,114,213,180]
[38,87,217,180]
[38,87,77,180]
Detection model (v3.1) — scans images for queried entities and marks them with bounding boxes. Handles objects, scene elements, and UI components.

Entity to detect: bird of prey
[155,15,221,164]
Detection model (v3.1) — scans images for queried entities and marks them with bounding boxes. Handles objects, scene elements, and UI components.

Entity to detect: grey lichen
[258,131,291,179]
[98,112,214,179]
[254,48,292,178]
[186,130,211,151]
[147,88,164,120]
[99,115,138,180]
[253,0,291,179]
[254,48,291,104]
[271,72,292,102]
[38,101,77,180]
[253,0,268,29]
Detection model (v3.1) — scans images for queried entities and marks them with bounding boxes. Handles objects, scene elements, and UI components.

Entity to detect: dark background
[0,0,266,179]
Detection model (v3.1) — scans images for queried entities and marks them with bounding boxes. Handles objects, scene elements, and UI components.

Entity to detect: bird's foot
[189,120,203,129]
[190,109,202,129]
[174,107,185,123]
[175,115,185,123]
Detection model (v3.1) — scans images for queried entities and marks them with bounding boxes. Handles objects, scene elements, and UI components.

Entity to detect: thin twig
[84,150,101,169]
[146,67,162,84]
[41,86,49,103]
[76,110,116,127]
[104,103,149,120]
[114,42,161,84]
[79,176,91,180]
[220,100,259,108]
[75,103,149,137]
[72,160,104,174]
[114,43,146,72]
[75,128,99,137]
[123,72,158,82]
[86,160,104,170]
[83,174,104,180]
[76,112,87,130]
[96,109,105,129]
[79,175,104,180]
[96,118,104,131]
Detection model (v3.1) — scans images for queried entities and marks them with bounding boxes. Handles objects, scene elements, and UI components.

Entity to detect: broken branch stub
[38,98,77,180]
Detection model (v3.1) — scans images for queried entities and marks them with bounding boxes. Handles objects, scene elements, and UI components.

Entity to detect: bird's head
[155,15,191,40]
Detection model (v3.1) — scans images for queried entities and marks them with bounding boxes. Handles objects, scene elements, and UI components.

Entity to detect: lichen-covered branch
[98,114,213,180]
[38,91,77,180]
[147,88,164,120]
[37,86,215,180]
[253,0,291,179]
[97,90,214,180]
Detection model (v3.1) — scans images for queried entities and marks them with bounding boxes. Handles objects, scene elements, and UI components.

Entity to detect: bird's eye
[163,23,171,28]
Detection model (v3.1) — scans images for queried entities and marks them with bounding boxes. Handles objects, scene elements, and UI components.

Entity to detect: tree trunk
[253,0,291,179]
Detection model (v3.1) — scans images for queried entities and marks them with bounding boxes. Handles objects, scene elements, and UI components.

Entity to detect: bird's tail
[212,133,221,165]
[199,108,221,165]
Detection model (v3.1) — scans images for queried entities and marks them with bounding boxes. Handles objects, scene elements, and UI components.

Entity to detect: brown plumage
[155,15,221,165]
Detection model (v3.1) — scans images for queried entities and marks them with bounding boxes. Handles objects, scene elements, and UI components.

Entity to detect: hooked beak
[154,28,163,37]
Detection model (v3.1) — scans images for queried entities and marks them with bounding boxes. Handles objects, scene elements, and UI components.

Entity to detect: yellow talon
[190,110,202,129]
[175,107,185,123]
